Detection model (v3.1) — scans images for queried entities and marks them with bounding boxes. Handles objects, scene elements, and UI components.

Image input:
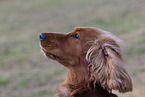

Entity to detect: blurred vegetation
[0,0,145,97]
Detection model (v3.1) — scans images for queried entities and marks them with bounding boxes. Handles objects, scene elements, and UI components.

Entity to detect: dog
[39,27,133,97]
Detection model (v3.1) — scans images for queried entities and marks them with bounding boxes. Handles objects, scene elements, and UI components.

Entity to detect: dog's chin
[41,49,63,61]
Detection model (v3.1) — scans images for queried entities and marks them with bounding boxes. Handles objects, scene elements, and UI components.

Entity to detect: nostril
[40,33,47,41]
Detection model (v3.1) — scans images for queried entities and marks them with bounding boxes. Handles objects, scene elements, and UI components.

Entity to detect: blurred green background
[0,0,145,97]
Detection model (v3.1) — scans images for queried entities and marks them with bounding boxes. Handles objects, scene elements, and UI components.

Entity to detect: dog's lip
[41,48,63,61]
[41,48,47,53]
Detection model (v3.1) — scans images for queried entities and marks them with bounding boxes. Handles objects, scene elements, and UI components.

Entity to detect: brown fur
[40,27,133,97]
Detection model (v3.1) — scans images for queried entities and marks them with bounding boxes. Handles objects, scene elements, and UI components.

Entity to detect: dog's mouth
[41,49,63,61]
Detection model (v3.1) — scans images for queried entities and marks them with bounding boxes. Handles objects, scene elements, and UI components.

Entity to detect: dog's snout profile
[40,33,47,41]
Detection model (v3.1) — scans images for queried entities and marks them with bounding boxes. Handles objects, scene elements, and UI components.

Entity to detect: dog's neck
[68,65,89,88]
[65,56,89,87]
[58,62,116,97]
[58,64,89,97]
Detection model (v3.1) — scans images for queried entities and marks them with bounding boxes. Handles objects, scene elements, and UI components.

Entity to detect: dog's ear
[86,34,133,93]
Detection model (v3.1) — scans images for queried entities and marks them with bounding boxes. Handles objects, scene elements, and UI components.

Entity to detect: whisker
[54,66,64,75]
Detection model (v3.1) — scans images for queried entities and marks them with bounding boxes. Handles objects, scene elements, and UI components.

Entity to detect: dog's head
[39,27,133,93]
[39,27,101,66]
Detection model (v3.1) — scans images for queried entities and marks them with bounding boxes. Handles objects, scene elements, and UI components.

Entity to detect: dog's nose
[40,33,47,41]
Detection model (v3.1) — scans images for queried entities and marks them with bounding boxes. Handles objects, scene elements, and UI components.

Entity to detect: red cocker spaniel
[39,27,133,97]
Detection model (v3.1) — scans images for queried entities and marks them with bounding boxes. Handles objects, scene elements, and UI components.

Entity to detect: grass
[0,75,12,85]
[0,0,145,97]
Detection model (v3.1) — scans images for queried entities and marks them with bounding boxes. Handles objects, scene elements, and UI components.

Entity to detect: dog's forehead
[72,27,103,36]
[73,27,96,32]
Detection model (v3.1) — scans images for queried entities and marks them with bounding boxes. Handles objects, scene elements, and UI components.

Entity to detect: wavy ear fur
[86,34,133,93]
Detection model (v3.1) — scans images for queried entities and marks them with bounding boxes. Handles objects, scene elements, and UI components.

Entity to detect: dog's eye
[72,34,80,39]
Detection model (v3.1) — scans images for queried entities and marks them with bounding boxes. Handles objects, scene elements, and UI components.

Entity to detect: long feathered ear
[86,34,133,93]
